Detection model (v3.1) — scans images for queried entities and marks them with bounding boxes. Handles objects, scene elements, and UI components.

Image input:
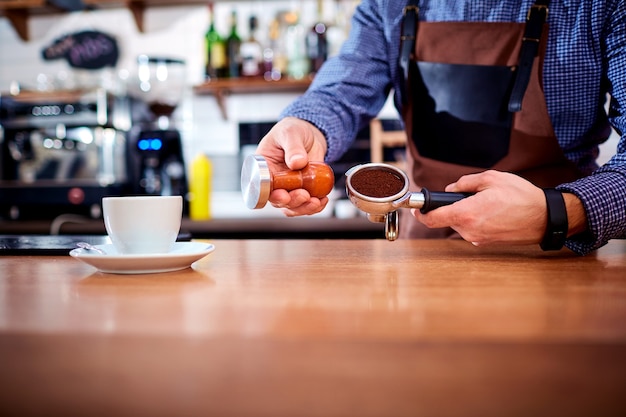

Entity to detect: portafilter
[345,163,470,241]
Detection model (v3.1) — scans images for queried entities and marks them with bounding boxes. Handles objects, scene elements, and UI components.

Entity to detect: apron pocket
[411,61,516,168]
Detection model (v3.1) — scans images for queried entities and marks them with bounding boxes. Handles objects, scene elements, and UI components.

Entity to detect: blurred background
[0,0,617,235]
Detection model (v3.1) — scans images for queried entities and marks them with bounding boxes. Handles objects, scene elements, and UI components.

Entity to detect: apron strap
[399,0,551,111]
[508,0,551,112]
[399,0,419,105]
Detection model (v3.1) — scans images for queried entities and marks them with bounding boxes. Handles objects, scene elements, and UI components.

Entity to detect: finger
[413,206,487,245]
[269,189,312,210]
[445,170,498,193]
[282,197,329,217]
[411,204,467,230]
[256,128,306,170]
[268,189,294,208]
[270,119,312,170]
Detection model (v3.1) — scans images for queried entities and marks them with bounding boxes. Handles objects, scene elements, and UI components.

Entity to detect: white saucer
[70,242,215,274]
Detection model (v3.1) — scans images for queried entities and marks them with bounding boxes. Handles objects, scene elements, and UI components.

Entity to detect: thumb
[283,147,309,171]
[271,117,311,170]
[268,117,327,170]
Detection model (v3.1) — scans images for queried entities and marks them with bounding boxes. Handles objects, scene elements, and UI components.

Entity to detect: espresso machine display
[0,89,131,219]
[135,129,186,197]
[128,56,188,210]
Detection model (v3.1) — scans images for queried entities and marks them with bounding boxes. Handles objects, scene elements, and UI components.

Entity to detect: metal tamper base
[241,154,272,209]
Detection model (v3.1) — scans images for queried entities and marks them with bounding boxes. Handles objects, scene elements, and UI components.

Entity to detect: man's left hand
[412,170,548,246]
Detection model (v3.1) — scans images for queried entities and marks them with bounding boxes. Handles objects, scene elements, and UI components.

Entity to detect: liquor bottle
[306,0,329,74]
[284,10,309,79]
[226,10,242,78]
[262,44,278,81]
[326,0,349,58]
[240,15,263,77]
[267,15,285,80]
[204,2,227,80]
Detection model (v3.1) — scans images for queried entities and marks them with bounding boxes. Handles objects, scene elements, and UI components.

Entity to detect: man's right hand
[254,117,330,216]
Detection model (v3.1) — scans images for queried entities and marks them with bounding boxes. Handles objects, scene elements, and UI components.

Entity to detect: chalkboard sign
[42,30,119,70]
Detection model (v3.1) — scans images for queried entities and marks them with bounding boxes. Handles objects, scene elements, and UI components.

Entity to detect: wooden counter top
[1,239,625,416]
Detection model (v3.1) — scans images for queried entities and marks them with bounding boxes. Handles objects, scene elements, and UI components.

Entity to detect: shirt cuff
[557,169,626,255]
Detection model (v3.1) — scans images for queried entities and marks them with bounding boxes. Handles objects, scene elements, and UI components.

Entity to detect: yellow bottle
[189,153,212,220]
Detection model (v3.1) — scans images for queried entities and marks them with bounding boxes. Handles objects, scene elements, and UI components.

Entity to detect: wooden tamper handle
[241,155,335,209]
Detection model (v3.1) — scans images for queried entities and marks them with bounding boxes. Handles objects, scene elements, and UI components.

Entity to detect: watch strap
[540,188,568,251]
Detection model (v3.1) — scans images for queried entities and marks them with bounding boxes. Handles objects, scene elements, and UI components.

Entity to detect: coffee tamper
[345,163,470,241]
[241,155,335,209]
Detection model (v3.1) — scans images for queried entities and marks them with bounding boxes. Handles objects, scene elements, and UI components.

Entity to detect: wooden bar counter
[1,239,626,417]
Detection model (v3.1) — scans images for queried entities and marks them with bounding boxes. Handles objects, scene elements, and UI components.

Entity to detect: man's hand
[413,170,553,246]
[255,117,330,216]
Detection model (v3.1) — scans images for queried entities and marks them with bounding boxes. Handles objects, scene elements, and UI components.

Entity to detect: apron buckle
[403,5,418,16]
[527,4,549,21]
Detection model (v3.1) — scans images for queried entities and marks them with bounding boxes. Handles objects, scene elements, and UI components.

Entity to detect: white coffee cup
[102,195,183,255]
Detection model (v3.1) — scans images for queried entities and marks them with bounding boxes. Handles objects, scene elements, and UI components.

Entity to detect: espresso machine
[0,88,131,219]
[127,55,188,212]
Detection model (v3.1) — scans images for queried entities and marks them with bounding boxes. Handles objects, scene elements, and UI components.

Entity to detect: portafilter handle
[367,190,470,240]
[371,190,468,241]
[416,188,471,214]
[241,155,335,209]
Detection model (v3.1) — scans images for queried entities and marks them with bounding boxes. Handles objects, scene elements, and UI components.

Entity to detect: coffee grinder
[129,55,188,209]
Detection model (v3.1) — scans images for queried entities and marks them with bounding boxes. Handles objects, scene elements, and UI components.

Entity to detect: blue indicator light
[138,138,163,151]
[138,139,150,150]
[150,139,162,150]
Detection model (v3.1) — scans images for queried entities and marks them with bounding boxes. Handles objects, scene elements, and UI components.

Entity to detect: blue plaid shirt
[282,0,626,255]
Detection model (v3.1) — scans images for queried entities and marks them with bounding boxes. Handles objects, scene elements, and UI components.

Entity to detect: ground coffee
[350,168,405,198]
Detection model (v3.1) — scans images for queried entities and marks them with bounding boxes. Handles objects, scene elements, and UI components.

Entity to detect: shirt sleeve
[281,0,626,256]
[279,0,401,162]
[558,0,626,255]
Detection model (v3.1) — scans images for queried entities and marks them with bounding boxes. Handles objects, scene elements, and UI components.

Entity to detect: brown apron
[400,4,583,239]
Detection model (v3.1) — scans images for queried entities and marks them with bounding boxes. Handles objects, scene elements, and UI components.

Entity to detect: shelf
[0,0,48,41]
[0,216,383,239]
[0,0,209,41]
[194,77,312,119]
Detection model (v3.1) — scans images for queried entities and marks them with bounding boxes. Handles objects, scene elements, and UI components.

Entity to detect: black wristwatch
[540,188,568,251]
